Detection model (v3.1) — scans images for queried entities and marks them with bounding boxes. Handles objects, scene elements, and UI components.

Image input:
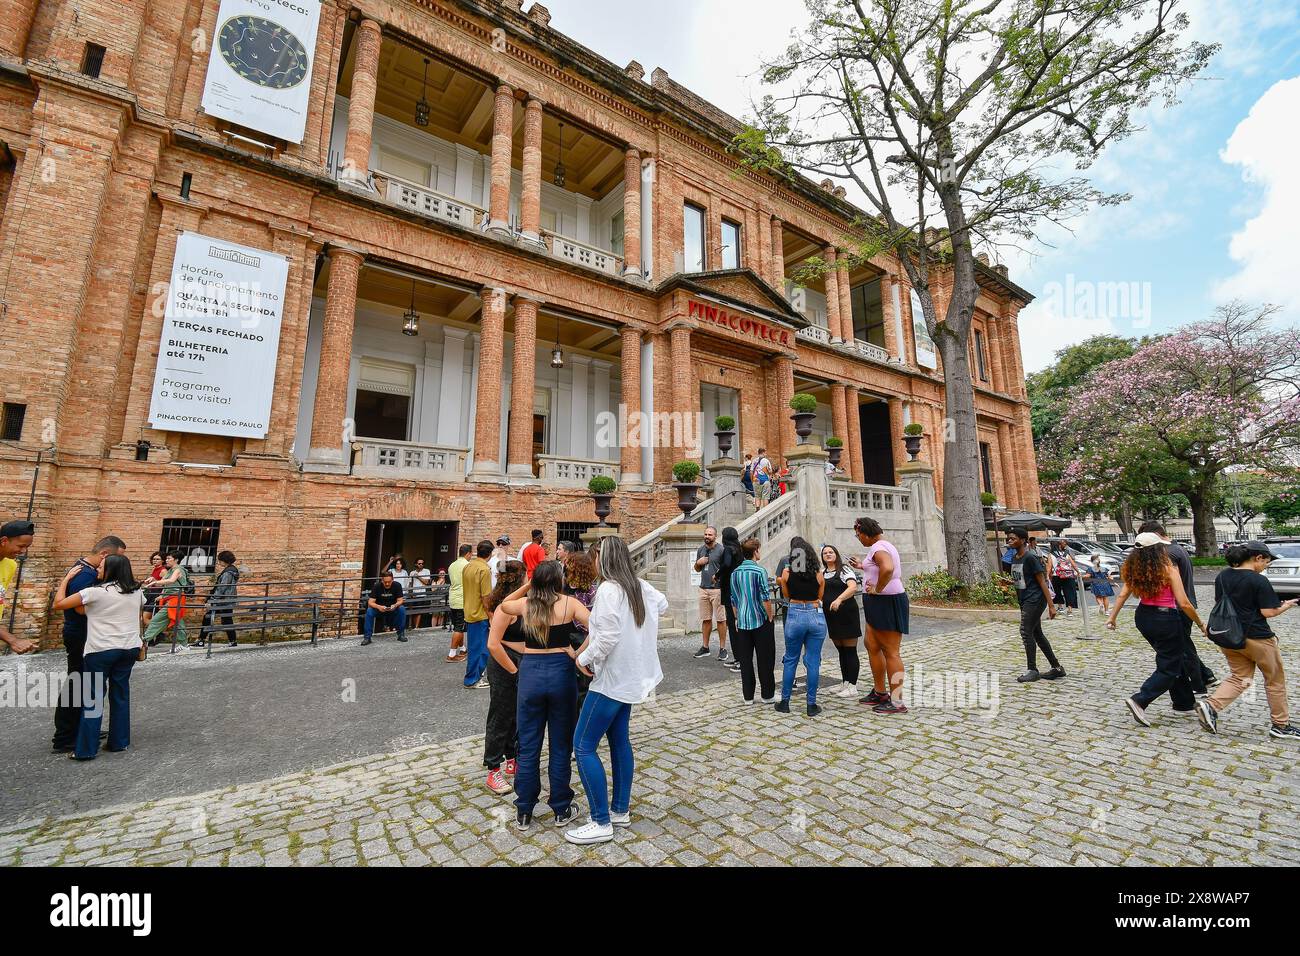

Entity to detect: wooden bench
[192,593,324,654]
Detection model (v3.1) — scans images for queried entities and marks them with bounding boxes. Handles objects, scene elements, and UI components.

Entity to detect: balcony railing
[352,439,469,481]
[830,482,911,515]
[542,230,622,277]
[796,325,831,345]
[374,171,485,230]
[537,455,620,488]
[848,339,892,364]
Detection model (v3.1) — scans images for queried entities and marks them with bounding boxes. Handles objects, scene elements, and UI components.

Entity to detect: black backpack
[1206,589,1245,650]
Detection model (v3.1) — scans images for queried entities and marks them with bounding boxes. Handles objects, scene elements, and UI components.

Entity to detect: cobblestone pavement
[3,607,1298,867]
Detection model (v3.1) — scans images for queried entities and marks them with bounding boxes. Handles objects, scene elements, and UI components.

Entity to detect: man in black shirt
[1138,521,1217,691]
[1007,528,1065,683]
[362,571,406,646]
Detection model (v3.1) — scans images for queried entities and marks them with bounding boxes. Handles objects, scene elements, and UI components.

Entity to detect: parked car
[1262,538,1300,597]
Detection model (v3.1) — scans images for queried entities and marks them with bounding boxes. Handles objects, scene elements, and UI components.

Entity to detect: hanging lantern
[550,312,564,368]
[403,278,420,336]
[415,58,431,127]
[553,121,566,188]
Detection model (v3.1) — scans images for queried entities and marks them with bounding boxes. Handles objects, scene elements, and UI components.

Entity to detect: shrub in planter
[672,460,701,484]
[824,436,843,467]
[980,491,997,507]
[671,460,702,521]
[588,475,616,495]
[788,393,818,414]
[713,416,736,458]
[714,416,735,431]
[903,422,924,436]
[824,437,844,448]
[788,393,818,444]
[902,422,925,460]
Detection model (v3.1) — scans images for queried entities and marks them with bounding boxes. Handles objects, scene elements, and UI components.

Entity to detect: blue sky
[538,0,1300,370]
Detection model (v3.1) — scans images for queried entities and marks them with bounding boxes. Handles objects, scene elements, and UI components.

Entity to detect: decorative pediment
[655,268,807,328]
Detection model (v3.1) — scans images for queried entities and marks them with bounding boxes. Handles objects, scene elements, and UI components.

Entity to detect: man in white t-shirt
[752,448,774,510]
[488,536,512,588]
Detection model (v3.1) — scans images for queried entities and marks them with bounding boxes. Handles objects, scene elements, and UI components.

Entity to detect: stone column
[997,419,1019,509]
[899,461,945,571]
[880,273,900,359]
[622,148,643,278]
[619,326,643,484]
[342,18,383,186]
[307,246,364,466]
[788,446,833,549]
[823,247,841,343]
[507,295,540,477]
[0,0,39,58]
[487,84,515,234]
[829,382,848,449]
[471,287,507,477]
[669,324,695,463]
[772,352,794,453]
[839,259,854,345]
[519,96,544,243]
[845,388,864,483]
[663,524,706,634]
[708,460,748,529]
[769,217,784,291]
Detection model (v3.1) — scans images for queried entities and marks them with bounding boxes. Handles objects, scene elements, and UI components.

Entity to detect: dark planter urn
[714,430,735,458]
[982,506,997,529]
[790,411,816,444]
[826,446,843,468]
[673,482,700,521]
[592,493,614,527]
[902,433,923,461]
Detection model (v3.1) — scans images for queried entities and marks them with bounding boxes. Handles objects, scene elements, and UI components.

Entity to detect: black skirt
[864,592,910,634]
[821,573,862,640]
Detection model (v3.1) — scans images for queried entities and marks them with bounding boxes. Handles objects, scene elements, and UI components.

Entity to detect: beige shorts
[698,588,726,624]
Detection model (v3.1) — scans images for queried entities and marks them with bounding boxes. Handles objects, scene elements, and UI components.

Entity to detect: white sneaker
[564,820,614,845]
[609,811,631,828]
[837,683,858,698]
[741,697,755,705]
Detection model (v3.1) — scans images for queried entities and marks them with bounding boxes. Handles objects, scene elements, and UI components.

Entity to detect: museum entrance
[362,520,460,580]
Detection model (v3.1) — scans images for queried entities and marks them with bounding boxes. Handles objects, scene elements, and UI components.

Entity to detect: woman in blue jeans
[776,537,827,717]
[51,554,146,760]
[565,536,668,846]
[493,560,590,831]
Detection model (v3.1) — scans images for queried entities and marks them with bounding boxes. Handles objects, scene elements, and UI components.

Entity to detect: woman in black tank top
[491,560,591,830]
[776,538,829,716]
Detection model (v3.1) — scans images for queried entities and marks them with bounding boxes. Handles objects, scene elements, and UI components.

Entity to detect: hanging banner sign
[200,0,322,143]
[147,232,288,439]
[910,287,938,369]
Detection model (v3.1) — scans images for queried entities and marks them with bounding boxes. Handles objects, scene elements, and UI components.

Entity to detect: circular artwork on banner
[218,16,310,90]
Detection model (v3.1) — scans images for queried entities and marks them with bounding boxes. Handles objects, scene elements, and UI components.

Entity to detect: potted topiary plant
[824,436,843,468]
[980,490,998,528]
[672,460,702,520]
[902,422,924,460]
[714,415,736,459]
[789,393,818,444]
[588,474,617,527]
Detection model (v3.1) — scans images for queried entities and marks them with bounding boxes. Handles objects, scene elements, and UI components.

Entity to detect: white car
[1263,539,1300,597]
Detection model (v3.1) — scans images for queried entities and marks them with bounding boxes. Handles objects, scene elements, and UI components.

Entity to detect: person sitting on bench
[362,571,407,646]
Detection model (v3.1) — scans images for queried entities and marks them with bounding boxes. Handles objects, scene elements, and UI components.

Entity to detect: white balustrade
[353,439,469,480]
[796,325,831,345]
[537,455,620,488]
[848,339,892,364]
[543,230,622,277]
[830,482,912,518]
[377,171,483,229]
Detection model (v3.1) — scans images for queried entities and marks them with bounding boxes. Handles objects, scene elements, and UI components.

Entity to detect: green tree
[734,0,1215,583]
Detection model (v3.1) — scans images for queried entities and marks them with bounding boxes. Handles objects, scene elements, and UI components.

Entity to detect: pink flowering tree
[1045,303,1300,554]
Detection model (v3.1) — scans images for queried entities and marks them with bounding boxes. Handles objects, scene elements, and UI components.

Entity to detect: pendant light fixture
[403,278,420,336]
[414,57,431,127]
[553,121,566,188]
[550,312,564,369]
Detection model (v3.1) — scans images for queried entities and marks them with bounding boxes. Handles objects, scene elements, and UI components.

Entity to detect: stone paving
[3,609,1298,867]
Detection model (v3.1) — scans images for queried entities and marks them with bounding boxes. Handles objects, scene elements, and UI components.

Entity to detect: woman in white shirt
[565,536,668,846]
[51,554,146,760]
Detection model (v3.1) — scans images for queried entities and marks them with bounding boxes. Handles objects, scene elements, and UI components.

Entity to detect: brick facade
[0,0,1038,645]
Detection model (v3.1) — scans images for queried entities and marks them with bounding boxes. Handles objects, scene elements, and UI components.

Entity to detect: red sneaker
[503,758,517,777]
[486,769,513,795]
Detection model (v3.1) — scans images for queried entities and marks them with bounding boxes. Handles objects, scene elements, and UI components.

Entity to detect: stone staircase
[643,566,686,640]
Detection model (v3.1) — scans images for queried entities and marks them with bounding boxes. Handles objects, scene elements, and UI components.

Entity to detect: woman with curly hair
[1107,532,1207,727]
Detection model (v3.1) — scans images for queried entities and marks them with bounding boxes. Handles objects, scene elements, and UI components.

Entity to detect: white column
[416,340,439,443]
[593,359,613,462]
[891,281,906,361]
[437,328,469,446]
[641,159,655,282]
[453,145,477,203]
[569,354,590,459]
[640,338,654,481]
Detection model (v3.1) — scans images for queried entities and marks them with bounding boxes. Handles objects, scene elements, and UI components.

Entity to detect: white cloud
[1213,75,1300,313]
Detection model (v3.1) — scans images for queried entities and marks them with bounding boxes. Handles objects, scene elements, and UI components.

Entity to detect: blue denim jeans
[76,648,136,759]
[514,653,577,816]
[364,605,406,639]
[781,603,827,705]
[574,691,634,826]
[463,619,489,686]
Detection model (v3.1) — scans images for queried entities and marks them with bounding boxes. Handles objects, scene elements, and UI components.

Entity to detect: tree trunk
[935,325,990,584]
[1186,489,1218,557]
[1116,502,1133,536]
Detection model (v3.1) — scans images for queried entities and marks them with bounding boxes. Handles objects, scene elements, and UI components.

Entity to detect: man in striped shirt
[729,538,776,704]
